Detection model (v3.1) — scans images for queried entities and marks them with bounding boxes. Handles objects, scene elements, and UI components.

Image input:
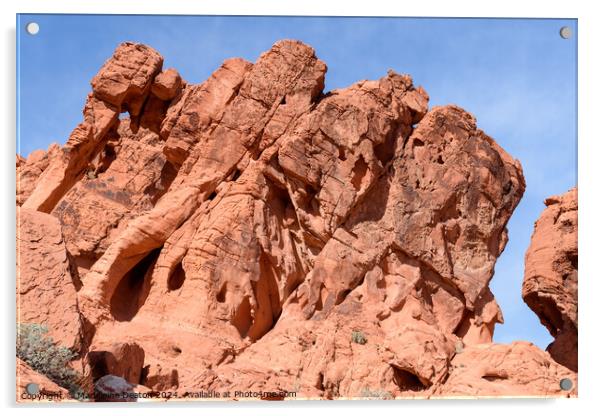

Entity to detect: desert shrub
[359,387,393,399]
[16,323,84,398]
[351,330,367,345]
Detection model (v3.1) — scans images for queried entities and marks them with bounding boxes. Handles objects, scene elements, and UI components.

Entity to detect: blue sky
[16,15,577,349]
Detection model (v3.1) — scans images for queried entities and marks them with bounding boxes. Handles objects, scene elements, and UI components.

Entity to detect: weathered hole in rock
[140,365,150,385]
[208,190,218,200]
[265,181,295,229]
[216,283,227,303]
[232,168,242,181]
[87,351,111,382]
[392,367,427,392]
[94,143,118,176]
[110,247,162,322]
[316,372,325,391]
[336,288,352,305]
[454,309,472,338]
[374,132,397,166]
[560,217,575,232]
[144,161,178,205]
[351,156,368,192]
[568,252,578,270]
[167,261,186,291]
[482,373,509,382]
[413,138,425,148]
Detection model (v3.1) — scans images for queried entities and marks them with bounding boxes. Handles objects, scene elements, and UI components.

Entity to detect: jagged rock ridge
[16,40,576,400]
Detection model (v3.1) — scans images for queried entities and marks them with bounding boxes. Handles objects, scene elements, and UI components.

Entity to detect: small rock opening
[216,283,227,303]
[110,247,162,322]
[392,367,427,392]
[140,365,150,386]
[88,352,111,382]
[95,143,118,176]
[144,161,178,205]
[374,131,397,167]
[167,261,186,291]
[337,288,352,305]
[567,252,578,271]
[413,138,425,147]
[482,373,508,382]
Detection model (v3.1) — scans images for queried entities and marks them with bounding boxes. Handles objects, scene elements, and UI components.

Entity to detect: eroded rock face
[435,342,576,397]
[523,188,578,372]
[17,208,83,350]
[16,40,576,400]
[16,143,61,206]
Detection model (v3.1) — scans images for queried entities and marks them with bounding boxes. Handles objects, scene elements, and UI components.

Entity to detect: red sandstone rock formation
[16,40,577,401]
[523,188,578,372]
[17,208,83,351]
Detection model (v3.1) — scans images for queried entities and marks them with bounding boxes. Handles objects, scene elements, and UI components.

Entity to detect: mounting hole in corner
[559,378,573,391]
[26,22,40,35]
[559,26,572,39]
[25,382,39,395]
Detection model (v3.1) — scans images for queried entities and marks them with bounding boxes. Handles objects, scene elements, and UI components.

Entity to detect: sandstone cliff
[16,40,577,400]
[523,188,578,372]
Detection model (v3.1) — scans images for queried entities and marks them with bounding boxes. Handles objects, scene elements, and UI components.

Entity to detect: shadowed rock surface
[523,187,578,372]
[16,40,577,400]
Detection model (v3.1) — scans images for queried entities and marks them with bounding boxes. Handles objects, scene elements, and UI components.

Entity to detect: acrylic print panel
[16,14,577,402]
